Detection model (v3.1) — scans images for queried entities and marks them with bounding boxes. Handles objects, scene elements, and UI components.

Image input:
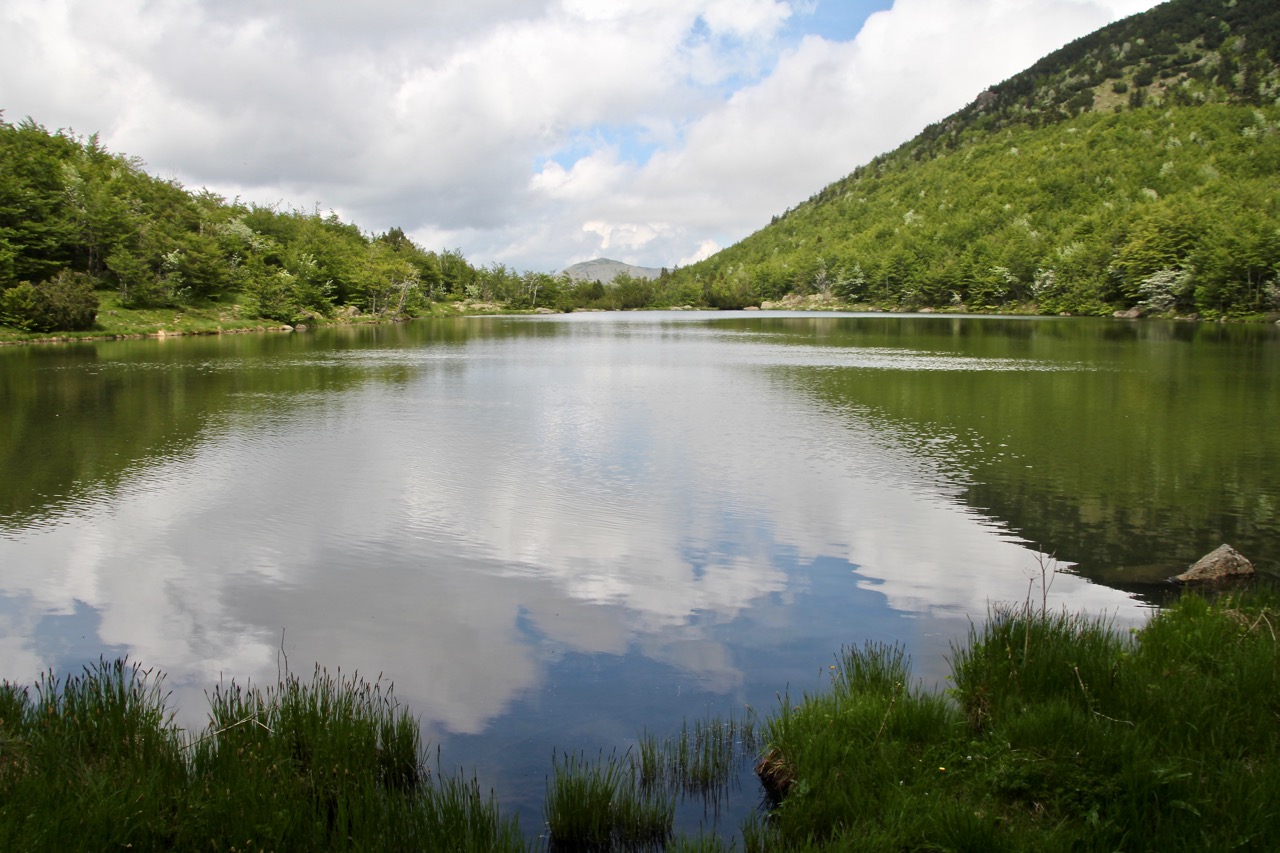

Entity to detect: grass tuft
[634,712,759,801]
[545,750,673,850]
[0,659,522,852]
[756,587,1280,850]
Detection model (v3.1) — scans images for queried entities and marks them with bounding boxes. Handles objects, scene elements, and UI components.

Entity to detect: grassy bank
[0,293,535,346]
[3,590,1277,850]
[0,292,290,344]
[753,587,1280,851]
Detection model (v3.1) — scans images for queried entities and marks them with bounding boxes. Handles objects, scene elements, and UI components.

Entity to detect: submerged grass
[544,711,761,850]
[635,713,760,798]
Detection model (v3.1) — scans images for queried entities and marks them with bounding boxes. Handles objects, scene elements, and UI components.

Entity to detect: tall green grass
[544,750,674,850]
[0,659,523,852]
[0,659,187,850]
[6,589,1279,850]
[757,589,1280,850]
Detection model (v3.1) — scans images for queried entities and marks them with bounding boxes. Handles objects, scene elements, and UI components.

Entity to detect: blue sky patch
[546,123,664,171]
[785,0,895,44]
[543,2,895,174]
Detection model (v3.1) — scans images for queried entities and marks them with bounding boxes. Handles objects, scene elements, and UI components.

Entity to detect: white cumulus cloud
[0,0,1162,272]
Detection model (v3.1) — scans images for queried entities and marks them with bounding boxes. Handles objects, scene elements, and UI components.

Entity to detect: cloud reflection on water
[0,317,1148,737]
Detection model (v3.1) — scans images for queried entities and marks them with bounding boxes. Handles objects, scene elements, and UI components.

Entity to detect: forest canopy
[666,0,1280,319]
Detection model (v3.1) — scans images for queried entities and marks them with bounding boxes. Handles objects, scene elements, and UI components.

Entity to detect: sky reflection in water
[0,313,1157,828]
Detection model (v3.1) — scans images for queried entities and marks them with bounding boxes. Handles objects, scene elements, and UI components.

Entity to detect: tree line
[0,114,759,333]
[0,115,483,331]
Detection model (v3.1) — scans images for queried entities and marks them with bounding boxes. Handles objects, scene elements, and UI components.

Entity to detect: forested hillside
[0,116,494,332]
[0,117,607,334]
[671,0,1280,318]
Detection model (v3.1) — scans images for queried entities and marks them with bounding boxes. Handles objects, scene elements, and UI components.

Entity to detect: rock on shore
[1173,544,1255,583]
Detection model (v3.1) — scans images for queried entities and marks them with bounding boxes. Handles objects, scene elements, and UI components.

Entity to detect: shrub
[1137,267,1194,313]
[0,270,99,332]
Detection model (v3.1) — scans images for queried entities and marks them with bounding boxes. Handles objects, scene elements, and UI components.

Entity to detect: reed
[756,588,1280,850]
[0,659,522,852]
[634,712,759,799]
[544,750,674,850]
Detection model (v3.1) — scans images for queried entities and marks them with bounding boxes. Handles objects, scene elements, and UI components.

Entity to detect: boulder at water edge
[1173,544,1255,583]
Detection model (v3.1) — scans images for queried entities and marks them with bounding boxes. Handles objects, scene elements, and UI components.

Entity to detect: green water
[757,315,1280,587]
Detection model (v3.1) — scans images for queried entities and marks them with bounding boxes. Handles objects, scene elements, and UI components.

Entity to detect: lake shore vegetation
[2,588,1277,850]
[749,584,1280,851]
[0,659,523,852]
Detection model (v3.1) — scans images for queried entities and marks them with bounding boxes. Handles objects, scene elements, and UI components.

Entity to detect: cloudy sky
[2,0,1162,272]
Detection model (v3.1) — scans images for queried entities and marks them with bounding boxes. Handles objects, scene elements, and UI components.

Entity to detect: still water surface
[2,312,1277,835]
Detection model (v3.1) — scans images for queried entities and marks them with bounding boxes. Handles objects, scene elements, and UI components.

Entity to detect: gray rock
[974,89,999,111]
[1173,544,1255,583]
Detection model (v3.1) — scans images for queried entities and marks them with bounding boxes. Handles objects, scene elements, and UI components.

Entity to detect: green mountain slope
[673,0,1280,319]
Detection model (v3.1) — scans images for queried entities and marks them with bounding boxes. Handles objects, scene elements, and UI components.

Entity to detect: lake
[2,311,1277,838]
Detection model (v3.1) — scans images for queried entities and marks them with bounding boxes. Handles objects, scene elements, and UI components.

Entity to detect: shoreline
[0,300,531,347]
[4,299,1276,348]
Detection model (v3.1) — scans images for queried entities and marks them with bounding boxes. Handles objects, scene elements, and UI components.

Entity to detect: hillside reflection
[0,316,1178,745]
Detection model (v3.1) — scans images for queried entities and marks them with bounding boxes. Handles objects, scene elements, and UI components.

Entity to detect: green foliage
[672,0,1280,317]
[0,117,509,331]
[0,270,98,331]
[0,283,41,330]
[758,588,1280,850]
[0,118,83,286]
[0,660,523,852]
[702,271,759,310]
[612,272,657,309]
[237,253,297,322]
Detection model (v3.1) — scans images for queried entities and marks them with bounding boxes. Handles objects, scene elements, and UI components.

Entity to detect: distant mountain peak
[561,258,664,282]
